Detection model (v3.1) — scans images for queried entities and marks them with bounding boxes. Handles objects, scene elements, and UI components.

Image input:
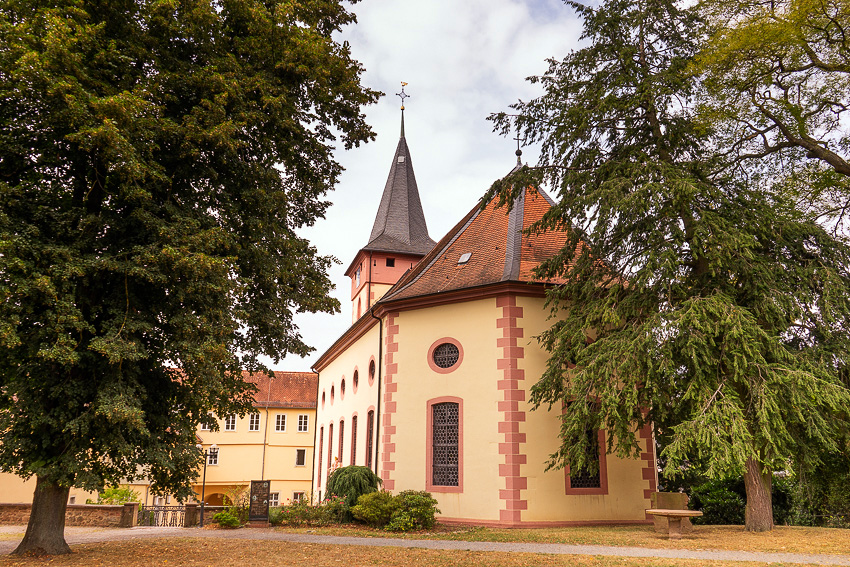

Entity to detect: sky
[269,0,584,370]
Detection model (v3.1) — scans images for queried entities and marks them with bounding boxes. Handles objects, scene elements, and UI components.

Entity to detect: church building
[311,108,656,526]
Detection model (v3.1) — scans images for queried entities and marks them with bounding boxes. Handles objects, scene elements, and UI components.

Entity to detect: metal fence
[137,505,186,527]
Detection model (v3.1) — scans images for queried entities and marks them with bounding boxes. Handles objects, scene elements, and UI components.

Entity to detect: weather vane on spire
[396,82,409,110]
[514,133,523,165]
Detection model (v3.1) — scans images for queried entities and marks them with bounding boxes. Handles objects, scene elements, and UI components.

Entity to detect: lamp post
[198,445,217,528]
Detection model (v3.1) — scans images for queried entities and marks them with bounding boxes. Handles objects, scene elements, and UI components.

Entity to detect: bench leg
[667,517,683,539]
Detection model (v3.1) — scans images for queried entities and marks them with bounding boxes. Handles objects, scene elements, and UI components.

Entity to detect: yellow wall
[198,408,315,506]
[515,295,651,522]
[0,474,97,505]
[388,298,503,520]
[314,322,380,495]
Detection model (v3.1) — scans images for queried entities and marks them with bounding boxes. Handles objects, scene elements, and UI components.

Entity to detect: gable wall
[383,297,503,520]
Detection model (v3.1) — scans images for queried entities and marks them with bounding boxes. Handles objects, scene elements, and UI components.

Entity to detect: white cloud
[265,0,582,369]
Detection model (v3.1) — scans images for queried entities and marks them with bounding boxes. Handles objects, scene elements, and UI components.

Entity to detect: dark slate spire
[365,98,435,255]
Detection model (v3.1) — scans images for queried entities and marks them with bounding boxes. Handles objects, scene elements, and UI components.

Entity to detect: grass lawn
[275,523,850,556]
[0,538,834,567]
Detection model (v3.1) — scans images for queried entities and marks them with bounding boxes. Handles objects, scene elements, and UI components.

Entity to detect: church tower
[344,89,436,322]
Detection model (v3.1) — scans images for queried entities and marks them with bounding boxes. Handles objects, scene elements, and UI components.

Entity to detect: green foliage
[223,486,250,525]
[385,491,440,532]
[689,476,793,525]
[490,0,850,531]
[212,511,240,529]
[325,466,382,509]
[273,496,348,527]
[86,486,140,505]
[689,479,747,525]
[350,490,440,531]
[267,506,284,527]
[350,491,397,527]
[0,0,378,549]
[695,0,850,201]
[789,454,850,527]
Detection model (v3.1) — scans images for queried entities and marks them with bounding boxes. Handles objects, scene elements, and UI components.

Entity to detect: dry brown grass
[279,523,850,556]
[0,538,829,567]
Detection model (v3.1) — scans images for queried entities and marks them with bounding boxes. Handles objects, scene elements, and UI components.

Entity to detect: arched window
[427,398,463,492]
[350,415,358,466]
[327,423,333,474]
[365,410,375,469]
[338,420,345,465]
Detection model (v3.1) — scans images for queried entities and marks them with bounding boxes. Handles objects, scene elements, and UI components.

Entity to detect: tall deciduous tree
[0,0,378,554]
[491,0,850,532]
[695,0,850,224]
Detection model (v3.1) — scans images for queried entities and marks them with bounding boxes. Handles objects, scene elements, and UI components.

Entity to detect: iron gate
[137,505,185,527]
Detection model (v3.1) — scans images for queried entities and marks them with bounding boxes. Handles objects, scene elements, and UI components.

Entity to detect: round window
[353,370,359,389]
[321,391,326,406]
[432,342,460,369]
[341,379,346,399]
[330,385,335,403]
[369,360,376,381]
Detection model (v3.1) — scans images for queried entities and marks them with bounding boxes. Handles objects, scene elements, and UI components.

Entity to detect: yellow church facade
[312,114,657,526]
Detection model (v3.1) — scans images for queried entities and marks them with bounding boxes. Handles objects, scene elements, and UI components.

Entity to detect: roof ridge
[381,201,484,301]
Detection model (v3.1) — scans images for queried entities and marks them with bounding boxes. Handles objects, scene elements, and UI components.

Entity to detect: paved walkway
[0,526,848,565]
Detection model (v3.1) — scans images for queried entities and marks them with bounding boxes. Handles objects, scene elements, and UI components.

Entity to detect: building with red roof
[311,108,655,526]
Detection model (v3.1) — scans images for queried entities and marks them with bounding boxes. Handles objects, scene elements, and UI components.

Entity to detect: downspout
[260,375,273,480]
[369,306,383,476]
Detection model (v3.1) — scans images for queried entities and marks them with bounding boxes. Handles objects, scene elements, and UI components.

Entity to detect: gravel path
[0,526,848,565]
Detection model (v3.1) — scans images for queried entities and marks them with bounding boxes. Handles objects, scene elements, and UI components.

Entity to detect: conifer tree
[0,0,378,554]
[491,0,850,532]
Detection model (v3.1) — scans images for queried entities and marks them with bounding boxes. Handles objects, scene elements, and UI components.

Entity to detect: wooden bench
[645,509,703,539]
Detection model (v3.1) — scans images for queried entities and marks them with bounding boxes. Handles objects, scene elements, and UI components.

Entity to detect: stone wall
[0,502,137,527]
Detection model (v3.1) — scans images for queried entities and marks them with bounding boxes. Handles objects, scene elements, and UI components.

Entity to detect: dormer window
[458,253,472,265]
[397,156,405,163]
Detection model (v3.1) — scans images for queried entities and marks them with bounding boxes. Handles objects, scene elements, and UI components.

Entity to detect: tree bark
[12,476,72,555]
[743,457,774,532]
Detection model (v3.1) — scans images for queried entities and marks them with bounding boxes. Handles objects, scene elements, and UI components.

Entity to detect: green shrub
[273,495,348,527]
[689,478,746,525]
[87,486,141,505]
[268,506,284,526]
[689,476,794,526]
[351,491,397,527]
[212,510,240,529]
[223,486,250,524]
[326,466,382,511]
[387,490,440,531]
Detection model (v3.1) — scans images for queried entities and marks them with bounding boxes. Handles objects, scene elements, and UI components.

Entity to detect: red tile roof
[242,371,318,409]
[382,185,571,302]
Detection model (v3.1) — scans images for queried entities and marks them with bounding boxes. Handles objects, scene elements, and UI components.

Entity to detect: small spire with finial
[397,82,409,138]
[514,134,523,166]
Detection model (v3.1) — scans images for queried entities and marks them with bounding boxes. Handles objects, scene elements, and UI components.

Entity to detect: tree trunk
[743,457,774,532]
[12,476,71,555]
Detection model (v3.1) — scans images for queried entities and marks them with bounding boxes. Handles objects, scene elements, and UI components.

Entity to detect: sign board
[249,480,271,522]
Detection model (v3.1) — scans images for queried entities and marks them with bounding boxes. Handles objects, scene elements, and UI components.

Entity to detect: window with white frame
[275,414,286,432]
[249,413,260,431]
[207,447,219,466]
[224,415,236,431]
[269,492,279,507]
[297,414,309,432]
[292,491,306,502]
[200,421,210,431]
[295,449,306,466]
